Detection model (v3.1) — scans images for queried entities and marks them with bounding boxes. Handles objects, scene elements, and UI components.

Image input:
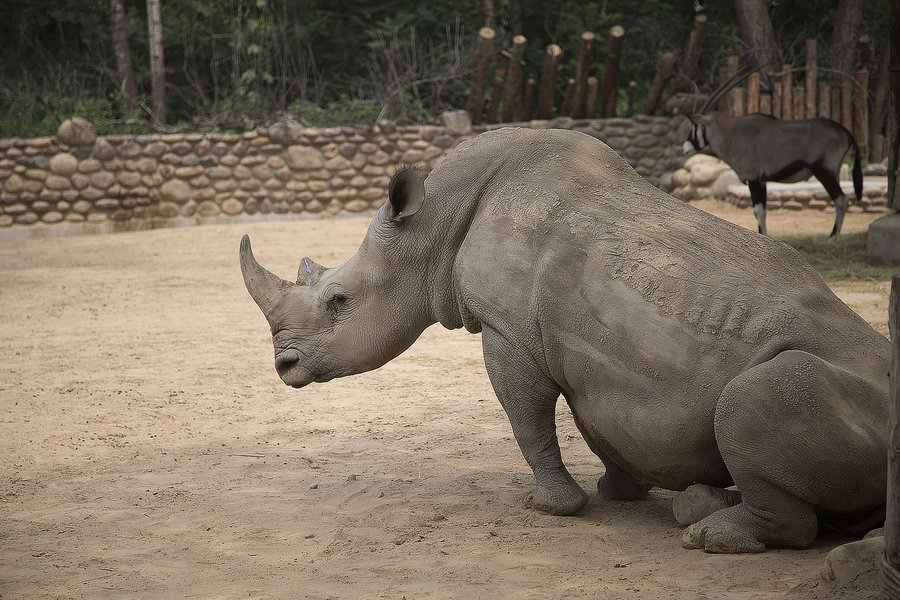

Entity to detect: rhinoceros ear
[387,166,427,223]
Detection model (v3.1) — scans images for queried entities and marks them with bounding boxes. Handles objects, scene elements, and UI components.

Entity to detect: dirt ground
[0,200,890,599]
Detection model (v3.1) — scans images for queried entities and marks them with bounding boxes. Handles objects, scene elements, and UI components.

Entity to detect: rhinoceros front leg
[482,326,588,516]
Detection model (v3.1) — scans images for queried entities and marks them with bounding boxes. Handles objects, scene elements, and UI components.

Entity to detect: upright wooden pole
[486,68,505,123]
[841,78,853,131]
[501,35,527,123]
[571,32,595,118]
[887,276,900,574]
[724,55,740,116]
[625,81,637,117]
[831,86,842,123]
[888,0,900,212]
[793,86,804,120]
[644,52,676,115]
[781,65,793,119]
[561,78,576,116]
[819,83,831,119]
[772,81,782,119]
[747,72,760,114]
[467,27,496,125]
[682,14,707,86]
[146,0,166,125]
[805,39,817,118]
[759,93,771,115]
[585,77,599,118]
[522,77,536,121]
[854,69,869,156]
[536,44,563,119]
[599,25,625,117]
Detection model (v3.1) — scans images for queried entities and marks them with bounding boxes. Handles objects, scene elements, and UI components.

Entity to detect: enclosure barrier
[0,112,686,240]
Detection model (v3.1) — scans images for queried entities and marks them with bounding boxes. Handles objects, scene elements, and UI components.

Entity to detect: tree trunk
[110,0,137,111]
[467,27,496,124]
[501,35,526,123]
[146,0,165,125]
[570,32,595,118]
[536,44,562,119]
[599,26,625,118]
[733,0,779,84]
[831,0,863,79]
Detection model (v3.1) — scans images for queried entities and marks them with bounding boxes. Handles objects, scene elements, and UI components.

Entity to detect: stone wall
[0,112,687,239]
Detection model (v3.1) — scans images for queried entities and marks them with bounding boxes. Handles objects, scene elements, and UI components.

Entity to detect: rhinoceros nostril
[275,350,301,374]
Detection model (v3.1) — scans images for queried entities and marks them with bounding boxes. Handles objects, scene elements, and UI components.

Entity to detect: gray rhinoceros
[240,127,888,553]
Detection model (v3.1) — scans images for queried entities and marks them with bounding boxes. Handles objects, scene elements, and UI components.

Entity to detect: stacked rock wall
[0,112,687,239]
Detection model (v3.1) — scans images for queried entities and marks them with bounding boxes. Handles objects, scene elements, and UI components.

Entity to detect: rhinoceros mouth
[275,349,320,388]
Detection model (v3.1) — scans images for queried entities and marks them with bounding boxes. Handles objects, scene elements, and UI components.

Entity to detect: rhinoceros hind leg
[681,504,767,553]
[598,464,652,500]
[673,484,742,526]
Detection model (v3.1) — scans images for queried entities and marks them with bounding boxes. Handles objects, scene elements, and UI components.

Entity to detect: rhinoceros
[239,127,888,553]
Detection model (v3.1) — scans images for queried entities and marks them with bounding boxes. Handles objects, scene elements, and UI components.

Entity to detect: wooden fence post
[683,14,707,86]
[644,52,676,115]
[501,35,527,123]
[626,81,637,117]
[586,77,599,118]
[772,81,782,119]
[747,72,760,114]
[759,93,771,115]
[561,78,576,116]
[805,39,817,118]
[819,83,831,119]
[841,78,853,131]
[831,86,842,123]
[599,25,625,117]
[887,276,900,576]
[854,69,869,156]
[793,86,804,120]
[467,27,496,124]
[522,77,536,121]
[536,44,563,120]
[486,68,505,123]
[724,55,741,116]
[571,32,596,118]
[781,65,793,119]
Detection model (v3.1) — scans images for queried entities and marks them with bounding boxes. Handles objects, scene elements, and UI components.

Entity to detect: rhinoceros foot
[672,484,742,526]
[681,506,766,553]
[523,484,589,516]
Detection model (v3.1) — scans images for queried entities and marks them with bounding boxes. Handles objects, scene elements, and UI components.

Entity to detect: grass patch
[779,231,897,286]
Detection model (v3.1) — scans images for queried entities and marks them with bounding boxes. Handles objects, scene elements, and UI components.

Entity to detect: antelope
[683,73,862,240]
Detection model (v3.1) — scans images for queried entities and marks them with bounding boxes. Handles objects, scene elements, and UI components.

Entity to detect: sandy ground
[0,200,890,599]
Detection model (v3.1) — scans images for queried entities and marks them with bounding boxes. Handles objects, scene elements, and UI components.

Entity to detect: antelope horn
[699,61,769,114]
[239,234,293,315]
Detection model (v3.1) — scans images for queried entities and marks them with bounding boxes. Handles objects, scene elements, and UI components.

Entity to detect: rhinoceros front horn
[239,234,293,315]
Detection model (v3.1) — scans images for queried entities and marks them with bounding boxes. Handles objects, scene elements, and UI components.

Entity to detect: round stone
[57,118,96,146]
[49,153,78,176]
[160,179,192,204]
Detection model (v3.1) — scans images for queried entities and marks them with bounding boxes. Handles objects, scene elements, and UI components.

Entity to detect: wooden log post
[571,32,595,118]
[522,77,536,121]
[486,68,505,123]
[626,81,637,117]
[772,81,782,119]
[759,93,772,115]
[887,276,900,577]
[724,55,741,116]
[501,35,527,123]
[747,72,760,114]
[643,52,676,115]
[831,85,842,123]
[561,78,576,116]
[793,86,804,120]
[585,77,599,118]
[781,65,793,119]
[819,83,831,119]
[870,41,890,162]
[599,25,625,117]
[467,27,496,124]
[841,77,853,131]
[536,44,563,119]
[805,39,817,118]
[854,69,869,157]
[888,0,900,213]
[682,14,707,87]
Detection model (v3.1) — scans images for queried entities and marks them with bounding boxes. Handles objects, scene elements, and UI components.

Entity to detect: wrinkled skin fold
[240,127,889,554]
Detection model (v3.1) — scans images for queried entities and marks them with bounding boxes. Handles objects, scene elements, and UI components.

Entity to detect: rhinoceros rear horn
[239,234,293,315]
[388,166,427,223]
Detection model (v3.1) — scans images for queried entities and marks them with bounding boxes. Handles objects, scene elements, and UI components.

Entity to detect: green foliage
[0,0,892,136]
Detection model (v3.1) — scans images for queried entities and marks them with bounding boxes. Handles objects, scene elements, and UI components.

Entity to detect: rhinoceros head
[239,167,433,388]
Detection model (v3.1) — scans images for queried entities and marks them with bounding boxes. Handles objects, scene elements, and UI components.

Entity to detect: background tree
[732,0,779,81]
[146,0,165,125]
[110,0,137,111]
[831,0,863,77]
